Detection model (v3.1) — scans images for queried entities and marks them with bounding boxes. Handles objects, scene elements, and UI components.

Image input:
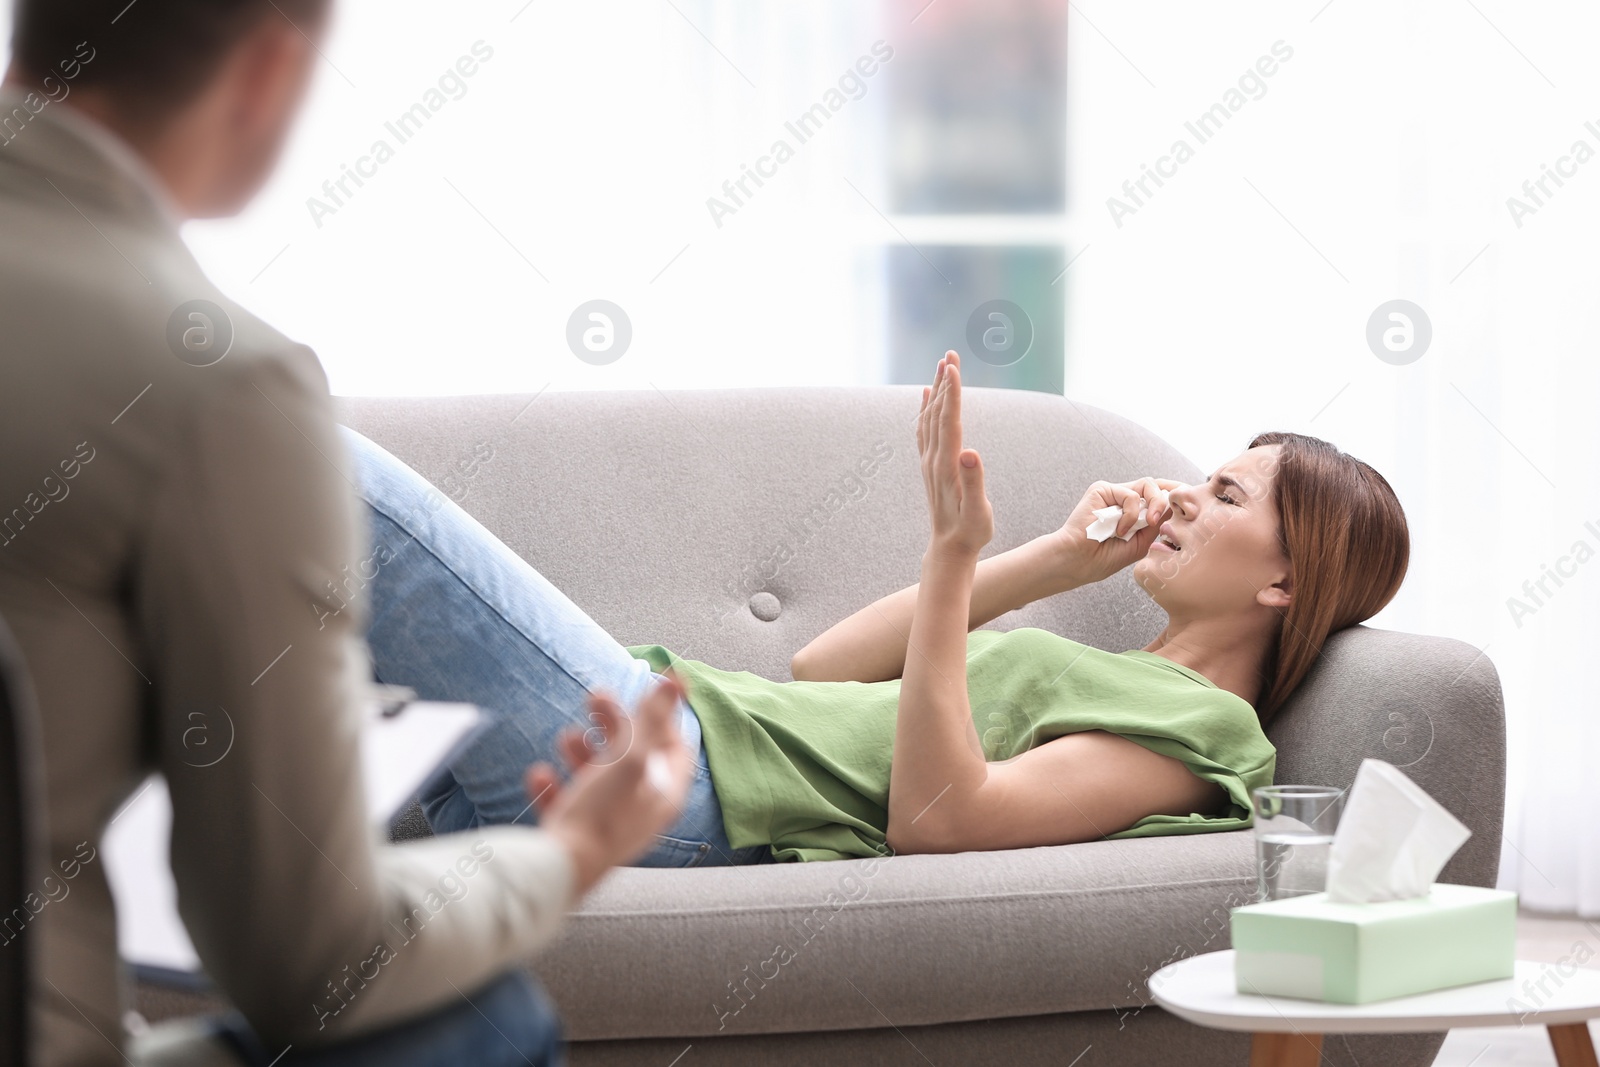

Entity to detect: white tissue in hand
[1085,488,1170,543]
[646,750,673,795]
[1323,758,1472,903]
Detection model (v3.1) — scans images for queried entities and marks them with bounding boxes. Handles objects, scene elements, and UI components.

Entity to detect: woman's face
[1132,444,1292,619]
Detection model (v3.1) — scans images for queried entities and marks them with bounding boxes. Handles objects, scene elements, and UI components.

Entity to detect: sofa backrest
[338,387,1197,680]
[338,386,1505,887]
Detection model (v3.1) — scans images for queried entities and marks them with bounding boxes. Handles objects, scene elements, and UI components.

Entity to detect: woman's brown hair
[1247,432,1409,721]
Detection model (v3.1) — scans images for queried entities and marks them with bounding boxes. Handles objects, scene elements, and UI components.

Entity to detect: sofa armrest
[1263,624,1506,888]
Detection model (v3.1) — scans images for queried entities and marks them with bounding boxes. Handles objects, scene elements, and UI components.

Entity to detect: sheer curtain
[1061,0,1600,916]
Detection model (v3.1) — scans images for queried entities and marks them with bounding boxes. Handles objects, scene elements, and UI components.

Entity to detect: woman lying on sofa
[340,350,1409,866]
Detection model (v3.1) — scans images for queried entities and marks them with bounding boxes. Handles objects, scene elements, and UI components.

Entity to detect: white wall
[194,2,892,395]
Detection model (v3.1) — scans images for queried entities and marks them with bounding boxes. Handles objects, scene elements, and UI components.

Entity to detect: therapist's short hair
[10,0,330,119]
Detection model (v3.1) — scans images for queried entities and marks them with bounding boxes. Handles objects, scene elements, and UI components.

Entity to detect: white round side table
[1149,949,1600,1067]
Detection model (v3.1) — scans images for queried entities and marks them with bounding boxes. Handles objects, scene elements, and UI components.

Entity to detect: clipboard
[101,694,485,985]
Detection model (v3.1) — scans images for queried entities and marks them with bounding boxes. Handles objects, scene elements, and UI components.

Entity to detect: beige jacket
[0,88,577,1066]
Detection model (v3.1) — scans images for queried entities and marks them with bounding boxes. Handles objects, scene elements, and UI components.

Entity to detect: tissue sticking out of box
[1085,488,1171,543]
[1322,758,1472,904]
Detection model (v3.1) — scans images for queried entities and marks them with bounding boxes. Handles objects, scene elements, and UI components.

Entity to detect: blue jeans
[211,969,563,1067]
[341,426,776,869]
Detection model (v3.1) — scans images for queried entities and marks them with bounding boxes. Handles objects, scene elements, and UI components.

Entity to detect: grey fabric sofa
[321,386,1507,1067]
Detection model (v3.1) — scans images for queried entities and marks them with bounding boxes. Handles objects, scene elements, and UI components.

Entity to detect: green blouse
[626,626,1277,862]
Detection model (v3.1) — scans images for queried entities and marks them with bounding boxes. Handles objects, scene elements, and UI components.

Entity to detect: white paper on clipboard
[101,699,483,977]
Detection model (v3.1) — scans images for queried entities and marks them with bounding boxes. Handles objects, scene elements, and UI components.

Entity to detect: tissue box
[1230,883,1516,1004]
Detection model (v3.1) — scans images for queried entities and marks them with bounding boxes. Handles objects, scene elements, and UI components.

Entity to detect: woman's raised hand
[1051,476,1184,586]
[918,350,994,561]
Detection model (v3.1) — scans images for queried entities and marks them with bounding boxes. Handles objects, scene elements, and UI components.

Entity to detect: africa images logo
[166,300,235,367]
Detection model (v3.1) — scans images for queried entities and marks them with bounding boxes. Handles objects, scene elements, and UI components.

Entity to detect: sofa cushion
[530,830,1258,1040]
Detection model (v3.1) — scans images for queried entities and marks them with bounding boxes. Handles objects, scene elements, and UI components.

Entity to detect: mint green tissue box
[1229,883,1516,1003]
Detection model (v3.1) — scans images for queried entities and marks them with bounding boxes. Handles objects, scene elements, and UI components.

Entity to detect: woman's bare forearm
[790,533,1075,683]
[885,548,987,851]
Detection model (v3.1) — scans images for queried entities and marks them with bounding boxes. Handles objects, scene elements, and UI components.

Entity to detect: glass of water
[1251,784,1345,902]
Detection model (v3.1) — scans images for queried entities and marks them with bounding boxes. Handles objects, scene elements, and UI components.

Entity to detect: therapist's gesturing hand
[526,671,695,898]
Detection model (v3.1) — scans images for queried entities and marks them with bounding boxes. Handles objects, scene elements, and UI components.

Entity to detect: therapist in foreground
[0,2,691,1065]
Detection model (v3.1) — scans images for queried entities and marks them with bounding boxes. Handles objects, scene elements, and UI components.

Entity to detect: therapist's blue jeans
[210,969,564,1067]
[340,426,777,869]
